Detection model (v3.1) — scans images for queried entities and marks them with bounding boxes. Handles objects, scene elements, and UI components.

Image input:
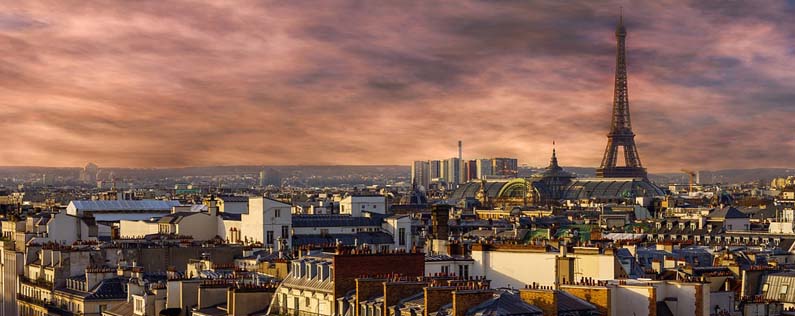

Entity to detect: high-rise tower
[595,13,647,179]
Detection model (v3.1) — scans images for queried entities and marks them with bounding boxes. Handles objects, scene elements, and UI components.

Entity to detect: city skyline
[1,1,795,171]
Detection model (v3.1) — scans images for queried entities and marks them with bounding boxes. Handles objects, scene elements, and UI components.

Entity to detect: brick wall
[356,278,387,316]
[452,290,494,316]
[333,253,424,300]
[561,286,611,315]
[519,289,556,316]
[425,287,454,316]
[383,282,427,316]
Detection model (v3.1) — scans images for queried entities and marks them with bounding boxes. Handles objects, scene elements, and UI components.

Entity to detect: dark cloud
[0,0,792,171]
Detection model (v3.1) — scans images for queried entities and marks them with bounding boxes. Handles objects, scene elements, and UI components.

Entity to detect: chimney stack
[458,140,462,162]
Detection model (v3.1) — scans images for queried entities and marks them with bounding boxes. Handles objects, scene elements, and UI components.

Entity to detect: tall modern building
[446,157,463,189]
[465,160,478,182]
[429,160,442,179]
[411,160,431,190]
[476,159,493,179]
[595,14,647,179]
[492,158,518,177]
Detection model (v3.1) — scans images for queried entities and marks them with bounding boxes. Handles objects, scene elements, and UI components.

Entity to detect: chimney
[356,278,387,316]
[452,290,494,316]
[424,287,455,316]
[556,243,575,289]
[458,140,463,162]
[384,282,427,316]
[208,197,218,217]
[520,288,558,316]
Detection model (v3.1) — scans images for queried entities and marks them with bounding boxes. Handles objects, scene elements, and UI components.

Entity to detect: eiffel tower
[595,12,647,179]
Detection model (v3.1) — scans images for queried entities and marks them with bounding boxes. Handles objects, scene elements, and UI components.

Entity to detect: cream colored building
[241,197,292,249]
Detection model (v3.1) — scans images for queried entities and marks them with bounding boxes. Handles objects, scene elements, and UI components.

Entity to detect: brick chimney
[452,290,494,316]
[383,281,427,316]
[355,278,387,316]
[519,288,557,316]
[424,287,454,316]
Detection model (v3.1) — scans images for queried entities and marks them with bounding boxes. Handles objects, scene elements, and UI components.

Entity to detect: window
[459,265,469,278]
[267,231,274,245]
[441,266,449,274]
[306,297,311,307]
[762,283,769,293]
[275,208,281,218]
[134,298,143,314]
[282,226,290,239]
[398,228,406,246]
[781,284,789,295]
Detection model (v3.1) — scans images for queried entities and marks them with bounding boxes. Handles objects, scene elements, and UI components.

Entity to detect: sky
[0,1,794,172]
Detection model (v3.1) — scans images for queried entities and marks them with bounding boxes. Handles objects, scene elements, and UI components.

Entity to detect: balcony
[284,308,325,316]
[19,276,54,288]
[16,294,75,316]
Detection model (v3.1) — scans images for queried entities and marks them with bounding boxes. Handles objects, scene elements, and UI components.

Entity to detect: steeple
[548,141,561,171]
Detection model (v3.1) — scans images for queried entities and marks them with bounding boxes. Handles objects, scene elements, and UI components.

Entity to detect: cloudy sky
[0,1,793,171]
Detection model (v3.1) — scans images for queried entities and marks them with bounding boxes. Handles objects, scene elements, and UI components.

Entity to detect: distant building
[241,197,292,250]
[411,161,431,191]
[66,200,181,222]
[429,160,442,179]
[465,159,477,182]
[476,158,493,179]
[259,168,282,187]
[79,162,99,184]
[492,158,518,177]
[215,195,249,214]
[446,157,463,189]
[339,195,386,217]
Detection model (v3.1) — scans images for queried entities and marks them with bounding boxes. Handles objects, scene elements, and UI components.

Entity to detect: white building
[66,200,181,222]
[338,195,385,217]
[241,197,292,250]
[770,209,795,234]
[274,253,335,316]
[424,255,474,278]
[471,244,625,289]
[215,195,249,214]
[707,206,750,231]
[26,210,98,245]
[382,215,412,250]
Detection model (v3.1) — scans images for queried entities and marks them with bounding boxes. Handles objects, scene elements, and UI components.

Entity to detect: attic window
[780,284,788,295]
[762,283,769,293]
